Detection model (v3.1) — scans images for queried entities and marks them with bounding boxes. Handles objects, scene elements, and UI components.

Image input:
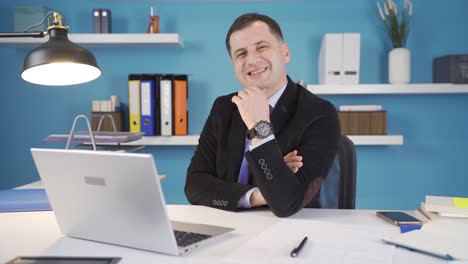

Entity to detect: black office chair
[319,135,357,209]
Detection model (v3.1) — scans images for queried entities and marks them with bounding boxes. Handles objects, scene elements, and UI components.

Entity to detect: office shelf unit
[0,33,184,47]
[305,83,468,146]
[306,83,468,95]
[92,134,403,146]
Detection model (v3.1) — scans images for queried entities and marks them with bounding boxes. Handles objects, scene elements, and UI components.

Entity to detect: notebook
[30,148,234,255]
[0,189,51,213]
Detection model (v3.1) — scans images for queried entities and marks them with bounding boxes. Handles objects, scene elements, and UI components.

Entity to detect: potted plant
[377,0,413,84]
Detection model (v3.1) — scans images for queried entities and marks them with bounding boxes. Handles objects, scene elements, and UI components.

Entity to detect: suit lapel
[229,109,247,182]
[271,76,297,138]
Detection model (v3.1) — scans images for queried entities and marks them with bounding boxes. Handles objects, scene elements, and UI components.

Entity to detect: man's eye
[236,53,246,59]
[258,45,267,50]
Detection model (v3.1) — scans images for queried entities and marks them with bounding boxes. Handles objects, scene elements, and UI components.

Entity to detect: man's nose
[246,50,262,66]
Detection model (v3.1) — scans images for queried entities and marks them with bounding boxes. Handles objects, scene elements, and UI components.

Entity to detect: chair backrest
[319,135,357,209]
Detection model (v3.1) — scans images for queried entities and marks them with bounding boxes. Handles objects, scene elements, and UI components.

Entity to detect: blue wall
[1,0,467,209]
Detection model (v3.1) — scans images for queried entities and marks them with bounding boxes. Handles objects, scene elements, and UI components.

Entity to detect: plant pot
[389,48,411,84]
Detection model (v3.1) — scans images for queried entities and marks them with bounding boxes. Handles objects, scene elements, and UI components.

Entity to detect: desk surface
[0,204,447,264]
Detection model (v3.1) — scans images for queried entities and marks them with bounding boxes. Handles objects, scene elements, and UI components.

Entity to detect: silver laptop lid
[31,148,180,255]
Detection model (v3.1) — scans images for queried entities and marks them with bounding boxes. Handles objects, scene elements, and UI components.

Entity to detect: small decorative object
[377,0,413,84]
[148,6,160,33]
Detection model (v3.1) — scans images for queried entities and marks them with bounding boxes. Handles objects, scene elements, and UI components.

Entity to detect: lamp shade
[21,28,101,86]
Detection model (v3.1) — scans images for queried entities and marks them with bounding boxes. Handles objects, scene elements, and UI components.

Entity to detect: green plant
[377,0,413,48]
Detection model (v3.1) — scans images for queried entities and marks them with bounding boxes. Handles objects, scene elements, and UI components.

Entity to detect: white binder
[342,33,360,84]
[318,33,361,85]
[160,78,172,136]
[318,33,343,84]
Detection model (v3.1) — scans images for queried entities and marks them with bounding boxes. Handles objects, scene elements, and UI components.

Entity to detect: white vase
[388,48,411,84]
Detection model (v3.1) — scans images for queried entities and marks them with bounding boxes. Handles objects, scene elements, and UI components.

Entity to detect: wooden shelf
[307,83,468,95]
[95,134,403,146]
[0,33,183,48]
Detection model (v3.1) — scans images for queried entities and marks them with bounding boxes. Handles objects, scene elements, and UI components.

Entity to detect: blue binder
[140,78,156,135]
[0,189,52,213]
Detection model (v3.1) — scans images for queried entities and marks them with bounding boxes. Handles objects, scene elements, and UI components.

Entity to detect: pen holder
[147,15,160,33]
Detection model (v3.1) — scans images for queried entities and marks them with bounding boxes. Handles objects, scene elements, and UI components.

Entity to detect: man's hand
[250,150,303,207]
[284,150,303,173]
[231,86,269,129]
[250,188,267,207]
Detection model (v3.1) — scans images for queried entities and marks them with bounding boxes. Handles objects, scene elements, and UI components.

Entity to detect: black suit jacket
[185,76,340,217]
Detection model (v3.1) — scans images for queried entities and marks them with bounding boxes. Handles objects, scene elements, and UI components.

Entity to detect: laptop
[30,148,234,255]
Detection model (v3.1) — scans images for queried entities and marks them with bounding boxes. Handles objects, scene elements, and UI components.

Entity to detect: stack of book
[416,195,468,222]
[338,105,386,135]
[91,95,122,132]
[128,74,189,136]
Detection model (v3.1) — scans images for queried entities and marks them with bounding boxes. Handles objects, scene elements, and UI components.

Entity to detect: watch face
[255,121,273,138]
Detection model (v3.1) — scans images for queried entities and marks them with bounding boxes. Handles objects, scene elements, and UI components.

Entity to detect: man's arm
[245,102,340,217]
[185,98,254,211]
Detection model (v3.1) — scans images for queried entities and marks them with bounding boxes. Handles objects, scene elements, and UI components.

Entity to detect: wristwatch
[247,120,274,140]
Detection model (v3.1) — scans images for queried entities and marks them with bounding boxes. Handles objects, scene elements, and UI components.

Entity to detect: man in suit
[185,13,340,217]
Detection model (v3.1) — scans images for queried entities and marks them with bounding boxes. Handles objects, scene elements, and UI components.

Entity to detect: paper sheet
[224,219,398,264]
[384,219,468,260]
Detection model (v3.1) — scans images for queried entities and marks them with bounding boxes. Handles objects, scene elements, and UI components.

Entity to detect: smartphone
[376,211,422,226]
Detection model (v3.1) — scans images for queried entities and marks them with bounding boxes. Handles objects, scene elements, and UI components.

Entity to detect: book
[424,195,468,216]
[0,189,51,213]
[339,105,382,111]
[417,206,468,221]
[383,219,468,260]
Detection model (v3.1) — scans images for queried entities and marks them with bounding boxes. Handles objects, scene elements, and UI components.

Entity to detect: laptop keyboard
[173,230,212,247]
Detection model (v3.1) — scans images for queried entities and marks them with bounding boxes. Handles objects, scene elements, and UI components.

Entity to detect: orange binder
[173,75,188,135]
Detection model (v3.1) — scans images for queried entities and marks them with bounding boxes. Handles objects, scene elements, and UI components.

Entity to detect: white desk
[0,204,448,264]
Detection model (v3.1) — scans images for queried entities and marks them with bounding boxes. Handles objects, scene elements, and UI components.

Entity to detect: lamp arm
[0,32,46,38]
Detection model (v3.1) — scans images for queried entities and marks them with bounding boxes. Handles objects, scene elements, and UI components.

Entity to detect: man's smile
[247,67,268,77]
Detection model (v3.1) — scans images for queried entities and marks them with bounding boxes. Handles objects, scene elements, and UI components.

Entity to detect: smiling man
[185,13,340,217]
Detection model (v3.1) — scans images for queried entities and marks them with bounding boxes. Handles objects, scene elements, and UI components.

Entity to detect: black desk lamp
[0,11,101,86]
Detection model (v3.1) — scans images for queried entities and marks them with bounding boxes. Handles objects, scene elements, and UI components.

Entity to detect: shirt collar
[269,81,288,109]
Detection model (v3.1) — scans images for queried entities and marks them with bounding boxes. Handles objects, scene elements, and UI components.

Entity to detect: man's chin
[245,79,267,89]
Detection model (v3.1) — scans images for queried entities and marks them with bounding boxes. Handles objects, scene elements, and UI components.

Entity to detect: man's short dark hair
[225,13,284,56]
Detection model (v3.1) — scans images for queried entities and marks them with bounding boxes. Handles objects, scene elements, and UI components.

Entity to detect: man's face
[229,21,290,91]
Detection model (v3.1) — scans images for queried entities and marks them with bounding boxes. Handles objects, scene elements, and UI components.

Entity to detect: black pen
[290,236,308,257]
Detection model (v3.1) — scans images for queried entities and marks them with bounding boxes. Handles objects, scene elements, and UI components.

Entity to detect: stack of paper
[417,195,468,220]
[424,196,468,214]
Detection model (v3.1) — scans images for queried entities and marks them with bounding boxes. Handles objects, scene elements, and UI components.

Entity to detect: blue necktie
[237,105,273,184]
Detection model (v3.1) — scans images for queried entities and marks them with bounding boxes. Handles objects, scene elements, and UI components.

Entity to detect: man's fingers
[284,150,298,159]
[288,161,303,168]
[284,155,303,163]
[231,95,241,106]
[238,90,249,99]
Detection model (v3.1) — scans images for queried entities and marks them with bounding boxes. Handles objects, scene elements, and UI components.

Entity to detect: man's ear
[282,42,291,63]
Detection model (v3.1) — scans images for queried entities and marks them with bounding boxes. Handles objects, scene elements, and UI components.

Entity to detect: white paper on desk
[224,219,398,264]
[383,219,468,260]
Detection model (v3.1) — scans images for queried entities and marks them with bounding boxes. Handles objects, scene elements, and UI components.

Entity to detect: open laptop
[30,148,234,255]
